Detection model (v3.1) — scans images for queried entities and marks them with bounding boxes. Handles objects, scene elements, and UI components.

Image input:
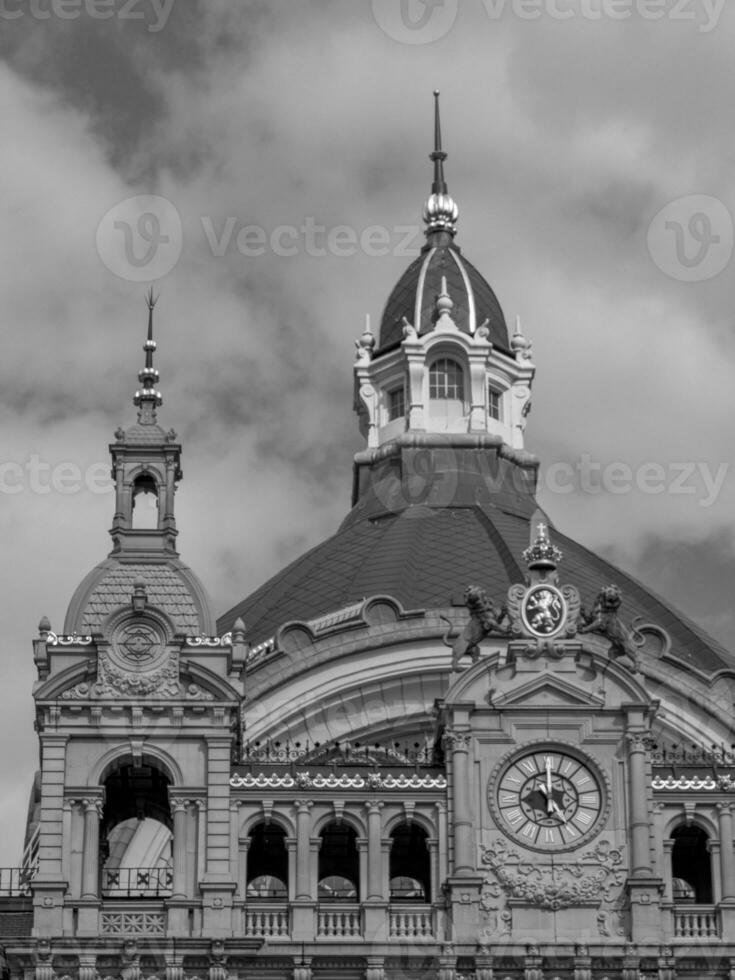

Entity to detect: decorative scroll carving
[230,771,447,790]
[185,634,232,648]
[480,838,625,911]
[46,632,93,646]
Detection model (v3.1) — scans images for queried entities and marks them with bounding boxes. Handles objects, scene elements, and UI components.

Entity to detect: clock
[489,745,607,851]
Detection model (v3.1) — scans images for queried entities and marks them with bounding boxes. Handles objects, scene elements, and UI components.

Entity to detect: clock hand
[550,800,567,824]
[545,758,554,814]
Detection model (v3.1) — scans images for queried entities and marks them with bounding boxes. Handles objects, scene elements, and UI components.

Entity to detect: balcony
[673,905,719,938]
[389,905,435,939]
[317,904,362,938]
[101,866,173,898]
[244,903,290,938]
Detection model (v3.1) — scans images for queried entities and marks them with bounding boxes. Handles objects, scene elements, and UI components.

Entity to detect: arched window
[247,823,288,898]
[389,823,430,903]
[100,759,173,897]
[429,359,464,400]
[428,358,465,430]
[671,825,712,903]
[318,822,359,900]
[131,473,159,530]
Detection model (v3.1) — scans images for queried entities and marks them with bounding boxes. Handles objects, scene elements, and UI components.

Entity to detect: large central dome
[218,91,730,680]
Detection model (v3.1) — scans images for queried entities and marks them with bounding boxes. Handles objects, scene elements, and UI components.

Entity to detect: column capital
[170,798,190,815]
[365,800,384,815]
[295,800,314,814]
[81,798,104,818]
[443,729,470,751]
[718,802,735,815]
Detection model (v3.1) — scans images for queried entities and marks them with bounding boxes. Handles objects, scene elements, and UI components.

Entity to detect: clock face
[492,747,605,851]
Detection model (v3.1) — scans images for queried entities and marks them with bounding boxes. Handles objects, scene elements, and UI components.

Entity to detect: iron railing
[101,866,173,898]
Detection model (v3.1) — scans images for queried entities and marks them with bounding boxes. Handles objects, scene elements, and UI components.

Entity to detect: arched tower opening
[131,473,159,530]
[318,822,359,900]
[100,757,173,897]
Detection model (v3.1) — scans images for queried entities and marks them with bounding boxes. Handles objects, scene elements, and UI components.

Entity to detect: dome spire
[133,289,163,424]
[423,90,459,241]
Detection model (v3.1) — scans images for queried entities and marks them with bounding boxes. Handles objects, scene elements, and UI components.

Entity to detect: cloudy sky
[1,0,734,862]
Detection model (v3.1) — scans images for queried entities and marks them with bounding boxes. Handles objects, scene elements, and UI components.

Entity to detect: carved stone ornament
[61,619,213,701]
[480,837,625,911]
[506,582,582,642]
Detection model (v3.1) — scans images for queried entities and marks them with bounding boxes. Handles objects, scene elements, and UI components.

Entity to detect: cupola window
[387,386,405,422]
[488,387,502,421]
[429,358,464,400]
[428,358,465,429]
[131,473,159,530]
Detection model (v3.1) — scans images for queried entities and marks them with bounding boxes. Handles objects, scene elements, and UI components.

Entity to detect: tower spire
[423,90,459,240]
[133,289,163,424]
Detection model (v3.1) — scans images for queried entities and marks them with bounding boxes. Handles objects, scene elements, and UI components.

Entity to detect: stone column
[446,731,472,874]
[719,803,735,901]
[81,798,103,899]
[294,801,313,900]
[624,718,663,942]
[365,802,384,900]
[171,799,189,899]
[427,838,439,904]
[627,732,651,876]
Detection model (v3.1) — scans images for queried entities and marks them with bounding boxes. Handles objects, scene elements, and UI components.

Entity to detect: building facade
[2,95,735,980]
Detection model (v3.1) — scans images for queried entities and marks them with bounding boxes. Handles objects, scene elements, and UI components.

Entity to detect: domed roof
[65,557,215,636]
[377,243,509,355]
[218,482,730,676]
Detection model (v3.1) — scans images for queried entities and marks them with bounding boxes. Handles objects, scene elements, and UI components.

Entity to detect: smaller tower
[109,290,182,556]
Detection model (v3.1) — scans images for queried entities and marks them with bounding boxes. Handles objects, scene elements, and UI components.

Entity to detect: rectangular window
[488,388,501,421]
[387,386,405,421]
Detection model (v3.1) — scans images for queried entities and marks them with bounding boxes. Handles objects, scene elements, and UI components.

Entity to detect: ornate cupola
[63,295,214,637]
[109,290,182,556]
[350,92,538,523]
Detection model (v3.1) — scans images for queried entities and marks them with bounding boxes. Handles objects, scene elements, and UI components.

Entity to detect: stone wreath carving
[480,837,625,910]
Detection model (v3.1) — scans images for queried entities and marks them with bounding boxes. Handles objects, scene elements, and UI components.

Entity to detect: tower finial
[423,90,459,239]
[134,290,162,423]
[431,89,448,196]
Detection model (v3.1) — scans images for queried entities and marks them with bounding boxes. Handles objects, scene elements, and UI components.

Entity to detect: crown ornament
[523,522,563,570]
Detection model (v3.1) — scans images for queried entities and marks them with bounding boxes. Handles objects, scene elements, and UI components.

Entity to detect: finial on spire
[134,290,163,423]
[423,90,459,239]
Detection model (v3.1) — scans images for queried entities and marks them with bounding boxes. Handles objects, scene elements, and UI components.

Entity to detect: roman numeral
[500,794,516,805]
[580,794,598,807]
[506,809,523,826]
[521,822,536,840]
[577,811,593,825]
[574,775,591,787]
[544,828,556,844]
[520,758,537,775]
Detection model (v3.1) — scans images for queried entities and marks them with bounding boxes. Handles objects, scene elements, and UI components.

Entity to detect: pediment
[490,674,605,710]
